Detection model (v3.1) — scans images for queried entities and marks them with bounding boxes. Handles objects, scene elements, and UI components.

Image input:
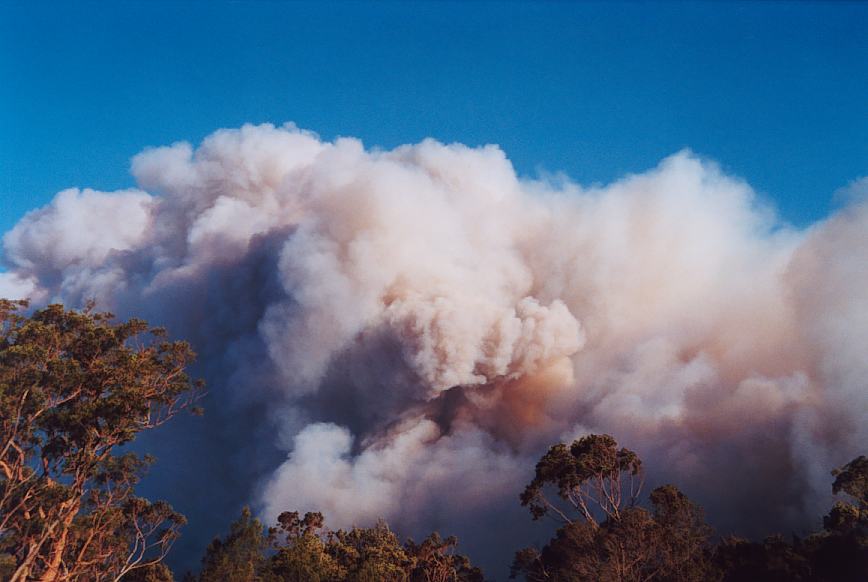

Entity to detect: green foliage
[197,507,270,582]
[514,436,868,582]
[831,456,868,505]
[405,532,485,582]
[195,508,483,582]
[514,435,714,582]
[649,484,717,581]
[512,492,716,582]
[265,511,346,582]
[0,300,202,582]
[827,455,868,535]
[331,521,408,581]
[520,434,643,524]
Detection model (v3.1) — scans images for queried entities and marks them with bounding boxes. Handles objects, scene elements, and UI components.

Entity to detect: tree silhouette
[513,434,714,582]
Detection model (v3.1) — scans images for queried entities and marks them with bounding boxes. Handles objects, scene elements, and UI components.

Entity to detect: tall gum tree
[0,300,203,582]
[513,434,715,582]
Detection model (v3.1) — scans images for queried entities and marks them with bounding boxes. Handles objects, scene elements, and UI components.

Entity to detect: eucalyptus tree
[513,434,714,582]
[0,300,203,582]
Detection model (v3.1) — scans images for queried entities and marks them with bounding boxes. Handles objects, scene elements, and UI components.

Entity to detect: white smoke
[3,123,867,563]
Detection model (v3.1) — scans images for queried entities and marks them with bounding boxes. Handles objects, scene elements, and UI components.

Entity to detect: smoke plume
[2,123,866,573]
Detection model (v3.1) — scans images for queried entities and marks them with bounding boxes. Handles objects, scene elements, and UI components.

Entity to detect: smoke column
[2,123,866,574]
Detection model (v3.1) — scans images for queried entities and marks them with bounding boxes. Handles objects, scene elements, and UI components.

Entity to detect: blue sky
[2,1,867,240]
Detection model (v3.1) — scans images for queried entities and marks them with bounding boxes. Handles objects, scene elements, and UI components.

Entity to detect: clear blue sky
[2,1,867,239]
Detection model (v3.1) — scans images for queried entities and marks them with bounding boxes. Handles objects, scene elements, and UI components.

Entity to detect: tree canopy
[193,508,483,582]
[0,300,203,582]
[512,434,868,582]
[1,300,866,581]
[513,434,715,582]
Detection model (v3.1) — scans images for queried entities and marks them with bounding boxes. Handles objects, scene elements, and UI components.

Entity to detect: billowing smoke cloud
[2,123,867,574]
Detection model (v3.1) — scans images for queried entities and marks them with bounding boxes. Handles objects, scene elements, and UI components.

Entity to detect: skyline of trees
[1,302,865,581]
